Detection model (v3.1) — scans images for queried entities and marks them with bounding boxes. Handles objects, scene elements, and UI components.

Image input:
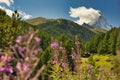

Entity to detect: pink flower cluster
[16,35,41,44]
[0,66,13,74]
[12,29,44,80]
[16,62,30,72]
[50,41,69,68]
[0,28,45,80]
[0,55,13,74]
[71,50,77,60]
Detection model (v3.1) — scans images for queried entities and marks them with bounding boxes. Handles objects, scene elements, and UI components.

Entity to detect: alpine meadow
[0,0,120,80]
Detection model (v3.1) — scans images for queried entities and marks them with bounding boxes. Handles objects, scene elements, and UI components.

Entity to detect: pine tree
[0,9,6,24]
[0,10,21,48]
[12,10,21,27]
[88,34,104,53]
[108,28,117,55]
[97,33,109,54]
[116,36,120,50]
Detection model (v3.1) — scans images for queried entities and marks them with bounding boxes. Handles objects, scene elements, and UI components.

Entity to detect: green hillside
[82,23,107,34]
[26,17,51,25]
[26,18,95,41]
[88,27,107,33]
[85,27,120,55]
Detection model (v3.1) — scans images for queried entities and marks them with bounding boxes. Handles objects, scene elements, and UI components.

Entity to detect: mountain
[74,12,112,30]
[82,23,107,33]
[92,13,112,30]
[26,17,51,25]
[25,17,95,41]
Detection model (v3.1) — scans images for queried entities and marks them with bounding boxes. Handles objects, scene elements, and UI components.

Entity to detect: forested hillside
[85,28,120,55]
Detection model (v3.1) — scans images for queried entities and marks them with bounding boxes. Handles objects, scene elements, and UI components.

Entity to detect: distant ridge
[25,17,96,41]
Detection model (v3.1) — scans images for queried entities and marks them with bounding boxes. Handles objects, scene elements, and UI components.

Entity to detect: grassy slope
[89,28,107,34]
[82,54,114,72]
[25,17,54,25]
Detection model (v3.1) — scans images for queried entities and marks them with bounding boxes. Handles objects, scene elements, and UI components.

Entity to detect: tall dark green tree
[0,10,21,48]
[0,9,6,24]
[116,28,120,51]
[12,10,21,27]
[108,28,117,55]
[0,9,11,48]
[86,33,104,53]
[11,10,22,36]
[116,36,120,51]
[97,33,109,54]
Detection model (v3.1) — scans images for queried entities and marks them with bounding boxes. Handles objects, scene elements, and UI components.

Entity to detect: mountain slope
[26,17,55,25]
[82,23,107,34]
[26,17,96,41]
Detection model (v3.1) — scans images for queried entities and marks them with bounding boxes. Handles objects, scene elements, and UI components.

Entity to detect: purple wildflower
[71,52,77,60]
[51,41,59,49]
[34,36,41,44]
[51,60,57,64]
[59,46,65,51]
[23,63,30,72]
[61,62,67,68]
[0,66,13,74]
[6,66,13,74]
[7,56,12,62]
[0,66,5,72]
[17,46,24,54]
[16,36,22,43]
[0,55,4,61]
[16,62,21,71]
[23,34,29,40]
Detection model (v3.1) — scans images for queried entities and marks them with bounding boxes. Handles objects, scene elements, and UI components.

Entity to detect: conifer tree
[97,33,109,54]
[116,28,120,52]
[108,28,117,55]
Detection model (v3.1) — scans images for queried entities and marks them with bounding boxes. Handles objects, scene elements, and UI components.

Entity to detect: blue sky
[0,0,120,27]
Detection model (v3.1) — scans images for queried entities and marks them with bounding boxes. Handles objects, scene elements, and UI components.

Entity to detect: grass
[89,27,107,33]
[81,54,115,72]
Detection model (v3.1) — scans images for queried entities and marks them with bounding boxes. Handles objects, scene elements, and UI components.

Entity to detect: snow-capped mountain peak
[91,13,112,30]
[70,6,112,30]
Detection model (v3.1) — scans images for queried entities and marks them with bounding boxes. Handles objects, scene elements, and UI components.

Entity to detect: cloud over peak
[69,6,101,25]
[69,6,112,30]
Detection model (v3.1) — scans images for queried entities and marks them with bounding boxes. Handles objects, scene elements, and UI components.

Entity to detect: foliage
[85,27,120,55]
[0,9,22,48]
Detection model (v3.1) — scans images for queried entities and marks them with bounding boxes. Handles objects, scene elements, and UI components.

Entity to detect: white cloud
[0,0,32,19]
[0,5,32,19]
[0,5,13,16]
[0,0,14,7]
[19,10,32,19]
[69,6,101,25]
